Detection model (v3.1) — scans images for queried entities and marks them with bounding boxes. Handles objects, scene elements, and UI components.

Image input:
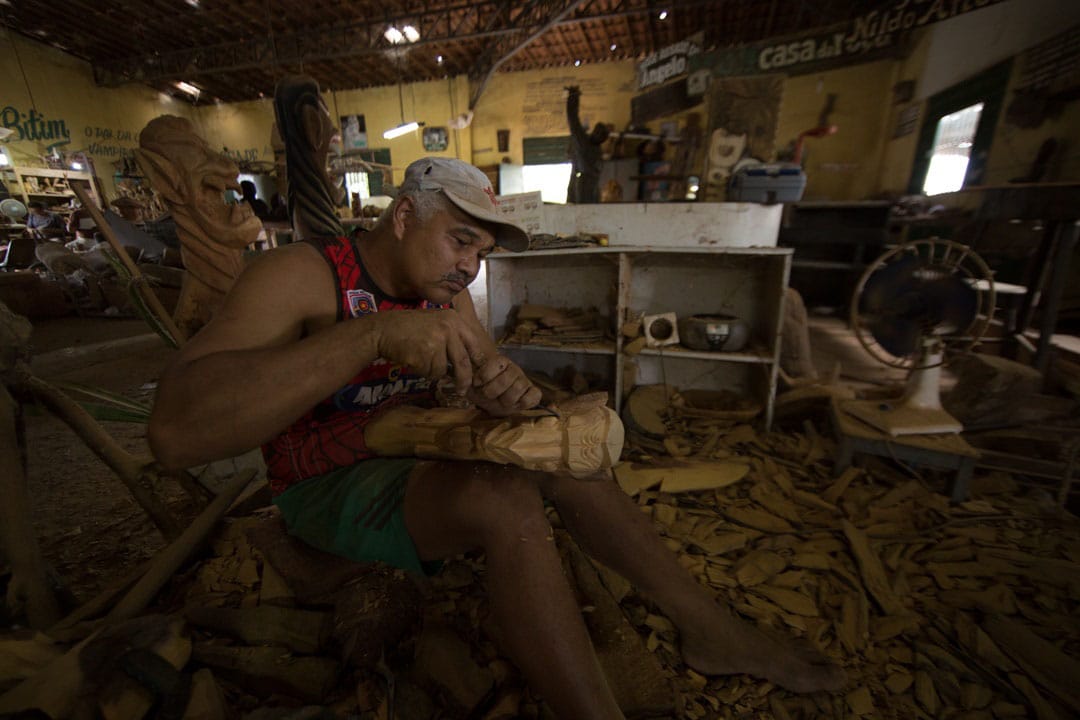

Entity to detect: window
[922,103,984,195]
[345,171,371,202]
[908,60,1011,196]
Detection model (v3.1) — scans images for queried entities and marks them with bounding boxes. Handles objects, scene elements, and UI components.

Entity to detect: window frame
[908,59,1012,195]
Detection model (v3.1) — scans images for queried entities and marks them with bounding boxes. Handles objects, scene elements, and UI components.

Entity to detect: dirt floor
[22,318,182,607]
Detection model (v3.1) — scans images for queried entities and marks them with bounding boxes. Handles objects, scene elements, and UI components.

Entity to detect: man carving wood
[149,87,844,719]
[136,115,262,336]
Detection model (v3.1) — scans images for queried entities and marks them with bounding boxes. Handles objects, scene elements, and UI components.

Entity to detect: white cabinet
[486,244,791,428]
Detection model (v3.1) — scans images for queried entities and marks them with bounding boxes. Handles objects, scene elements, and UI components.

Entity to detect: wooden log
[191,643,339,703]
[560,532,674,717]
[363,398,623,477]
[98,617,191,720]
[70,181,185,345]
[48,561,151,636]
[0,384,62,630]
[108,470,257,622]
[183,605,331,654]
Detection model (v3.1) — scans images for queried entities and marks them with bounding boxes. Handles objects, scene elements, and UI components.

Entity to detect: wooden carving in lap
[363,393,624,477]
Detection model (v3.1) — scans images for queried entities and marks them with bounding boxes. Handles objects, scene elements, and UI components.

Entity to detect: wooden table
[830,399,980,502]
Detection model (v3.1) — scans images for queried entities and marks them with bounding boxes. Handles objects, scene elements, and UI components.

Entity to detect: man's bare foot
[680,613,847,694]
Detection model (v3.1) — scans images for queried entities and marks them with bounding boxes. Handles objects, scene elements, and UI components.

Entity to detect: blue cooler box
[729,163,806,203]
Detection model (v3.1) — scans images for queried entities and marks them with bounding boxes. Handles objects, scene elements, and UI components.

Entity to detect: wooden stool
[830,399,980,502]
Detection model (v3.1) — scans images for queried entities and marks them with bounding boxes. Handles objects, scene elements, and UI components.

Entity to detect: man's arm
[149,244,490,469]
[566,86,589,144]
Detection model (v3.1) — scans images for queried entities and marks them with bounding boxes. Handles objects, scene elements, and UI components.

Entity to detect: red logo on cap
[483,187,498,206]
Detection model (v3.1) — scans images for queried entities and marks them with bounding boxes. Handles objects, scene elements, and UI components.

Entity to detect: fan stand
[842,337,963,436]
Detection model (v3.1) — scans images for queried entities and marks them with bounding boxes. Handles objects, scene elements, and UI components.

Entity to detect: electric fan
[842,238,996,436]
[1,198,28,222]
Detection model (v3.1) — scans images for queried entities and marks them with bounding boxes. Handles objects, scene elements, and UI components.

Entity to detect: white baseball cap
[399,157,530,251]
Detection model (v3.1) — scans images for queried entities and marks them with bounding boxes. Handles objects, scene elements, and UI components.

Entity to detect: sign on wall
[1,105,71,149]
[692,0,1006,79]
[637,32,704,90]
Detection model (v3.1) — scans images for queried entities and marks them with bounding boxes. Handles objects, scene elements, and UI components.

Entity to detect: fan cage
[850,238,996,369]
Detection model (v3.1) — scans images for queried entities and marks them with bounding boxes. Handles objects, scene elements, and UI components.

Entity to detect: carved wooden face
[180,144,264,247]
[138,115,262,250]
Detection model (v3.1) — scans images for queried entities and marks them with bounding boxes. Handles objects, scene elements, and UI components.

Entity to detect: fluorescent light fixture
[175,81,201,97]
[185,0,200,7]
[574,59,582,67]
[0,152,9,167]
[70,161,83,170]
[436,54,444,64]
[610,43,617,51]
[383,121,420,140]
[384,26,404,44]
[659,10,668,19]
[403,25,420,42]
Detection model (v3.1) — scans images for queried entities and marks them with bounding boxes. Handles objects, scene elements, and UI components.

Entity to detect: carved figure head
[273,74,343,240]
[135,115,262,249]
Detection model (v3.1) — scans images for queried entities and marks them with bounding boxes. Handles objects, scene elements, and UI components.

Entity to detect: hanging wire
[6,24,38,109]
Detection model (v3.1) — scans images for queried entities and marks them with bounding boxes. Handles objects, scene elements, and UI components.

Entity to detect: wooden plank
[841,520,908,616]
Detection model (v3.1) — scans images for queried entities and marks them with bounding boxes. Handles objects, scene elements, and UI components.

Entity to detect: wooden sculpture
[272,74,344,241]
[364,393,624,476]
[135,115,262,336]
[273,75,624,474]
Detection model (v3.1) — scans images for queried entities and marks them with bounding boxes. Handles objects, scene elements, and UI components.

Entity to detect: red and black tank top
[263,235,447,496]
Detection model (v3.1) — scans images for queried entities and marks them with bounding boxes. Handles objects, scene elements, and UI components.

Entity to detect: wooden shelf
[637,345,773,364]
[498,341,616,356]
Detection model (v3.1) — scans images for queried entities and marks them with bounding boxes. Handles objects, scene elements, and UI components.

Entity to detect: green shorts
[272,458,440,576]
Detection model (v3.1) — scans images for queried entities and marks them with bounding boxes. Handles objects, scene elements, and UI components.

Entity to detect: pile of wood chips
[614,415,1080,719]
[3,420,1078,719]
[502,304,608,347]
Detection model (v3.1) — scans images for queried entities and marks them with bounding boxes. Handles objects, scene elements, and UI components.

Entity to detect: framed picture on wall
[423,126,449,152]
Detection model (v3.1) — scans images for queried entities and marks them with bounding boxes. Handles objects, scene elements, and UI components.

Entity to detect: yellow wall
[775,60,897,201]
[470,61,639,168]
[329,76,473,182]
[0,29,194,200]
[983,70,1080,185]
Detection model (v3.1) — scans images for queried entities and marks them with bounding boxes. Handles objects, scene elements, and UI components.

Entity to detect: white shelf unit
[486,245,792,429]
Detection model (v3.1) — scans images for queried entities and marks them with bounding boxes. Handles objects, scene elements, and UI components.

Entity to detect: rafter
[467,0,588,109]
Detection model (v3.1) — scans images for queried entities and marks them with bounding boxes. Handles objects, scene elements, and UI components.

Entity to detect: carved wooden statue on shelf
[135,115,262,336]
[364,393,624,476]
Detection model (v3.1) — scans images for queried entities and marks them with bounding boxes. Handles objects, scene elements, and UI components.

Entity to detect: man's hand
[371,309,489,390]
[468,354,542,417]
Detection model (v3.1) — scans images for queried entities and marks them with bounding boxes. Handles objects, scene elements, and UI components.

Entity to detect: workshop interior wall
[774,60,896,202]
[0,28,196,200]
[5,6,1078,207]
